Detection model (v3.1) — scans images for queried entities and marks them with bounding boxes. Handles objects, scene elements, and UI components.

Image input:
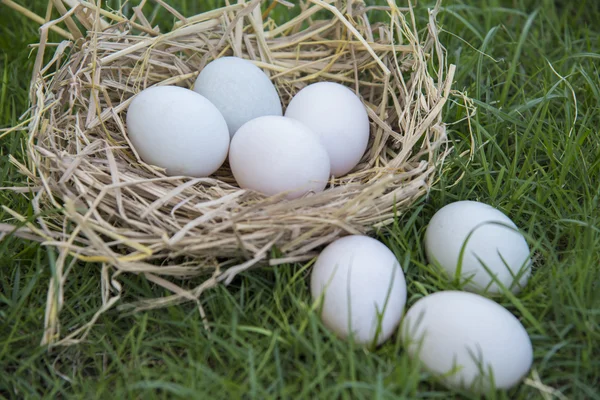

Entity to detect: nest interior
[4,0,455,345]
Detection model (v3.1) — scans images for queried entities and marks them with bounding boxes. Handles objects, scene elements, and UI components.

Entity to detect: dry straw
[2,0,459,346]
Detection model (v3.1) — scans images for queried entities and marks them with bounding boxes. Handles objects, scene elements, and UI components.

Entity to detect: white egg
[424,201,531,294]
[126,86,229,177]
[229,116,330,200]
[401,291,533,392]
[310,235,407,346]
[285,82,370,177]
[193,57,282,138]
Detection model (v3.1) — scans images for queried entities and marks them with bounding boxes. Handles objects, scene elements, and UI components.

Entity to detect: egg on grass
[126,85,229,178]
[193,56,282,138]
[401,291,533,393]
[310,235,407,346]
[424,201,532,295]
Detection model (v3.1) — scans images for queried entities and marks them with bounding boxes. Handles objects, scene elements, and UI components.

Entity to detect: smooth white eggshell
[285,82,370,177]
[401,291,533,392]
[193,57,282,137]
[310,235,407,346]
[126,86,229,177]
[424,201,531,294]
[229,116,330,199]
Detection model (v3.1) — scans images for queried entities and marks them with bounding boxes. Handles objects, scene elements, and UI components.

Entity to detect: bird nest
[4,0,457,346]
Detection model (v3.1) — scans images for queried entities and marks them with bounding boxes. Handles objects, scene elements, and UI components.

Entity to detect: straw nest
[3,0,457,345]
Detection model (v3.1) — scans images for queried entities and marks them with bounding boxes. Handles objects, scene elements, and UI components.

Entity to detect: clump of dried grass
[3,0,459,346]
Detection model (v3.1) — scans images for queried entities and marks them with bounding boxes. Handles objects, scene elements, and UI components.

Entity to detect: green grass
[1,0,599,398]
